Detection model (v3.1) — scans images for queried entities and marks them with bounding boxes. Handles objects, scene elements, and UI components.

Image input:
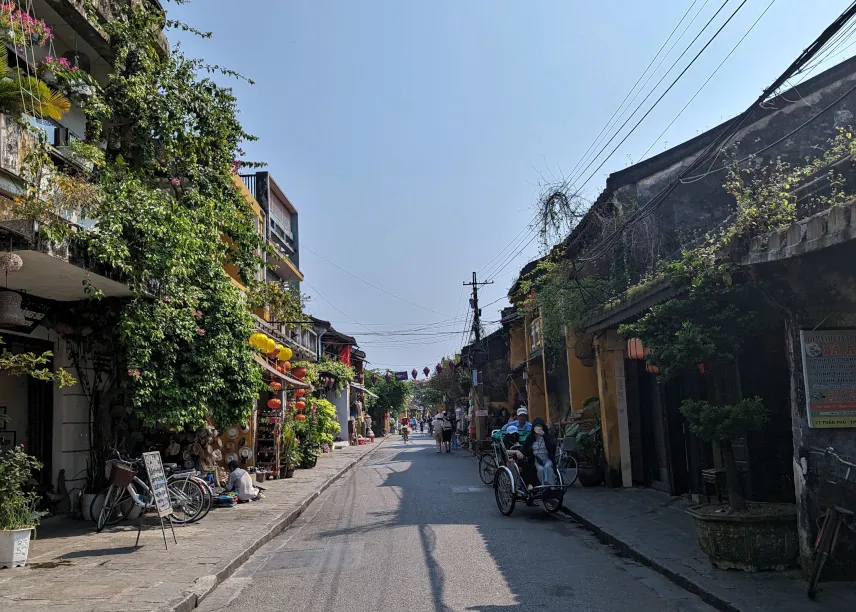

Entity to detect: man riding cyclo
[498,413,557,492]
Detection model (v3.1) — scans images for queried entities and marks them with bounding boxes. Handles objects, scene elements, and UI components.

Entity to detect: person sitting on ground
[223,460,260,502]
[502,406,532,433]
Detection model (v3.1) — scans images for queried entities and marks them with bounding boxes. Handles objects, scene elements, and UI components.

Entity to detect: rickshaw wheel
[543,492,563,514]
[494,467,516,516]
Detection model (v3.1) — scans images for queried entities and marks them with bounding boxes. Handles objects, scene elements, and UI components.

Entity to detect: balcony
[253,314,318,362]
[43,0,169,61]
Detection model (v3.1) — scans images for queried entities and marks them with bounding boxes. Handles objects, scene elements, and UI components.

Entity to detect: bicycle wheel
[479,453,498,485]
[808,511,841,600]
[93,486,121,533]
[558,452,579,487]
[494,467,516,516]
[168,478,207,524]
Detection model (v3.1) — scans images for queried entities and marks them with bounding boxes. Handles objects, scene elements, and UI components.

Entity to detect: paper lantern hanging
[282,361,292,372]
[371,373,378,384]
[269,381,282,392]
[267,398,281,409]
[358,373,365,384]
[384,372,392,383]
[435,363,442,373]
[423,366,430,378]
[295,400,306,412]
[627,337,645,360]
[450,361,457,371]
[292,367,307,380]
[295,413,306,421]
[278,345,293,361]
[411,369,417,380]
[249,333,264,347]
[294,388,306,398]
[268,346,280,358]
[265,337,276,354]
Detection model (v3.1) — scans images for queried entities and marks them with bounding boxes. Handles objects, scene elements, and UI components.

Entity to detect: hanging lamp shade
[295,400,306,412]
[384,372,391,383]
[435,363,442,373]
[423,366,430,378]
[278,345,293,361]
[411,369,417,380]
[269,381,282,392]
[371,373,378,384]
[292,367,307,380]
[267,398,281,409]
[0,291,26,328]
[294,388,306,398]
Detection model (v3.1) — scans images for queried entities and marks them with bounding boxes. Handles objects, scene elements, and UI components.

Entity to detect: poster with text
[801,329,856,428]
[143,451,174,518]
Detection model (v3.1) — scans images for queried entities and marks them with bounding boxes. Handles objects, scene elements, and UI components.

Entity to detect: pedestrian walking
[432,412,448,453]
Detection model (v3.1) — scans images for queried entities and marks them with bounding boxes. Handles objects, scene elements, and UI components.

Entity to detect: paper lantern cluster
[249,333,293,362]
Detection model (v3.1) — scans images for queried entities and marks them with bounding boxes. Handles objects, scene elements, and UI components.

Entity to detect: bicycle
[401,427,409,444]
[478,434,506,485]
[805,446,856,600]
[554,434,580,487]
[92,451,210,533]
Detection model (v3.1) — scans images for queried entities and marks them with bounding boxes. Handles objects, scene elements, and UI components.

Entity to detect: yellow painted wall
[566,329,600,417]
[509,323,526,369]
[527,358,549,423]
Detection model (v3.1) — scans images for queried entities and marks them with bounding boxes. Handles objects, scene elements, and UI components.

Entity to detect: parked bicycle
[92,450,212,533]
[805,446,856,600]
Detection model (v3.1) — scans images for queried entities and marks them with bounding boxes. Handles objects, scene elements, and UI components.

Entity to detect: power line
[300,242,450,318]
[639,0,779,160]
[303,280,375,337]
[572,0,752,193]
[485,229,540,282]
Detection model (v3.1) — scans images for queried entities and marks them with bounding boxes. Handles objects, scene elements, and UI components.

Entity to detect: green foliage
[310,397,340,446]
[0,445,43,530]
[0,337,76,388]
[423,356,469,407]
[565,399,603,465]
[246,281,307,328]
[280,425,298,470]
[412,384,444,413]
[679,397,769,443]
[365,371,411,420]
[292,358,355,394]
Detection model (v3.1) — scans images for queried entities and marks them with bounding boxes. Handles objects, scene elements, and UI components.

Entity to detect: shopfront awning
[350,382,378,399]
[254,355,311,389]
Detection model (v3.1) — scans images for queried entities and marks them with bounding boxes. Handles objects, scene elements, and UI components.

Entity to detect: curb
[559,505,740,612]
[159,437,389,612]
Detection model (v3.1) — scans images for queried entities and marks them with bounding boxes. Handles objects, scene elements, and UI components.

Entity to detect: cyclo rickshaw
[491,427,577,516]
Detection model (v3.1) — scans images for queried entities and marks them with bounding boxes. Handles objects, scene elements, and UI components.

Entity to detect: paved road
[198,433,716,612]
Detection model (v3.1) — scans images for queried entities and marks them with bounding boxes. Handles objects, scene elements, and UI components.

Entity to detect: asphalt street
[198,432,717,612]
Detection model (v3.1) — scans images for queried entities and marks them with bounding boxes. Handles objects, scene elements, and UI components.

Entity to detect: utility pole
[464,272,493,441]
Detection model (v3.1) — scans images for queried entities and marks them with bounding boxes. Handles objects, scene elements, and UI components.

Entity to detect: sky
[169,0,855,372]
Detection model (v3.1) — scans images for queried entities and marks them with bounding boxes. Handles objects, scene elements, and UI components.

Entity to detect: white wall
[329,387,351,441]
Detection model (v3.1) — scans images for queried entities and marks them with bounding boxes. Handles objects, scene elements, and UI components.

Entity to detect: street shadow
[317,438,577,612]
[59,545,139,559]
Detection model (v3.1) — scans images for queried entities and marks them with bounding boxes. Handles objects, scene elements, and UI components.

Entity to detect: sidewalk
[0,439,385,612]
[562,486,856,612]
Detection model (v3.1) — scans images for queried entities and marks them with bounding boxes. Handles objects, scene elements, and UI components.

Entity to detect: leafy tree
[365,371,411,430]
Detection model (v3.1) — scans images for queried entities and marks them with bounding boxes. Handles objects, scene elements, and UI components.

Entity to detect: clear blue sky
[169,0,853,372]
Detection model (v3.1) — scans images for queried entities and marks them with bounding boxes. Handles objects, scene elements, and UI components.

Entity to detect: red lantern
[269,381,282,392]
[295,388,306,398]
[292,367,307,380]
[282,361,292,372]
[267,398,281,409]
[423,366,430,378]
[371,373,378,384]
[627,338,644,360]
[411,369,417,380]
[295,400,306,412]
[295,413,306,421]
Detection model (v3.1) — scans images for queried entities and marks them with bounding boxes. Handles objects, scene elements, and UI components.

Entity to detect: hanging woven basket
[0,291,26,327]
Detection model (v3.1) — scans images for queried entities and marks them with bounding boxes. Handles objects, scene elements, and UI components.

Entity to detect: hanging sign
[475,409,489,417]
[143,451,174,518]
[395,371,409,381]
[800,329,856,428]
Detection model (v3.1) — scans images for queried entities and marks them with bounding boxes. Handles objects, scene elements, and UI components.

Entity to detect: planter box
[0,528,32,569]
[687,503,798,572]
[577,464,604,487]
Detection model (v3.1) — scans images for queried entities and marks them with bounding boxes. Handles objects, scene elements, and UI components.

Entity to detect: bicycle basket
[107,460,135,488]
[561,436,578,453]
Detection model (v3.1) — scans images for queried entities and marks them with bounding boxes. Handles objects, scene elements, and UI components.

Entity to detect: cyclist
[502,406,532,434]
[401,424,410,443]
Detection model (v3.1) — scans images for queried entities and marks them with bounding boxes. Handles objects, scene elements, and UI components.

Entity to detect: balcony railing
[240,173,257,200]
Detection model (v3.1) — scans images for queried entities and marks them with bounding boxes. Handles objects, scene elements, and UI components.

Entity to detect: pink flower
[196,328,206,336]
[170,178,181,186]
[163,297,171,303]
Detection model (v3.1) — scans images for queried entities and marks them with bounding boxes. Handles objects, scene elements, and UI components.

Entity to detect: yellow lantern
[249,333,264,348]
[264,337,276,353]
[278,345,293,361]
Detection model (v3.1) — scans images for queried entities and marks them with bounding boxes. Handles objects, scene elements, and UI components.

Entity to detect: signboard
[142,451,174,518]
[800,329,856,428]
[475,409,488,417]
[395,371,409,381]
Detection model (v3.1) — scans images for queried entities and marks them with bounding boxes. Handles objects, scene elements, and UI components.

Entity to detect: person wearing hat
[501,406,532,433]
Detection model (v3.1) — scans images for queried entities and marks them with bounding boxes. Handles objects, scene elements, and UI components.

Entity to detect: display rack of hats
[149,424,222,472]
[256,379,284,479]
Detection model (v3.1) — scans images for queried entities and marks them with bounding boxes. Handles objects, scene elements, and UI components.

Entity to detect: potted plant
[569,397,605,487]
[681,397,798,571]
[281,426,298,478]
[0,445,44,568]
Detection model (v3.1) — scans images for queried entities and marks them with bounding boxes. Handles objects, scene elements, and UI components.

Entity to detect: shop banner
[395,371,409,381]
[143,451,174,518]
[800,329,856,428]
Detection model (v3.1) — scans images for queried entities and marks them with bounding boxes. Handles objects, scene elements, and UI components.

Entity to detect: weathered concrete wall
[566,330,600,416]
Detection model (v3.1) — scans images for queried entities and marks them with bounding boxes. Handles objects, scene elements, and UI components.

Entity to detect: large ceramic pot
[577,464,604,487]
[0,528,32,569]
[687,503,798,572]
